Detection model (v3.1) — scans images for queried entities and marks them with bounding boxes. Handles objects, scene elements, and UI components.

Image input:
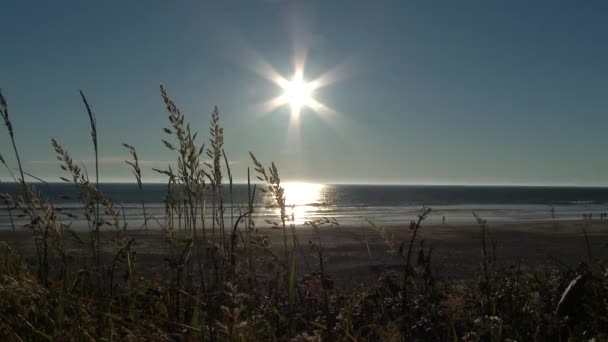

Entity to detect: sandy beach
[3,219,607,286]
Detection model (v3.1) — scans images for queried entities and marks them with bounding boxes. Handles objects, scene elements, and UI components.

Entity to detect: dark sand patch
[2,219,607,287]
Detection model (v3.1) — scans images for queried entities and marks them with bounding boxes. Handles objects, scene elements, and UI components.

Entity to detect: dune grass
[1,87,608,340]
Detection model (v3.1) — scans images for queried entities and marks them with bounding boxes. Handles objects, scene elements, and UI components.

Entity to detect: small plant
[122,143,149,232]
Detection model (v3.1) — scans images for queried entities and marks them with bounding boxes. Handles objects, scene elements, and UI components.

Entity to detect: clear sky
[1,1,607,185]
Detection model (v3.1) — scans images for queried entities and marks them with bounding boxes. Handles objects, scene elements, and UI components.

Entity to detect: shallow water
[1,182,608,229]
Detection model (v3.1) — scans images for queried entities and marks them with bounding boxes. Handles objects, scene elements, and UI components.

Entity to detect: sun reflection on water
[280,182,326,225]
[283,182,324,206]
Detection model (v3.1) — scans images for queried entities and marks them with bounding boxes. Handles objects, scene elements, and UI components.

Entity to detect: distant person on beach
[442,216,445,224]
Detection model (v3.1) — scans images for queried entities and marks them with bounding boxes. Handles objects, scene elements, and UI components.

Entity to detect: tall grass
[123,143,149,232]
[80,91,103,277]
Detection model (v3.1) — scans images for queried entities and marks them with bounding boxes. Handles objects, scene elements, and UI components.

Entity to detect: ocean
[1,182,608,230]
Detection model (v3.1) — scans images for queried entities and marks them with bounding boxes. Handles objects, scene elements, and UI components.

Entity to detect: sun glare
[281,74,313,116]
[256,61,341,125]
[248,47,349,146]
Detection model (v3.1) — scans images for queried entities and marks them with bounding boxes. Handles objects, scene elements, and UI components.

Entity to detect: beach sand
[2,219,607,287]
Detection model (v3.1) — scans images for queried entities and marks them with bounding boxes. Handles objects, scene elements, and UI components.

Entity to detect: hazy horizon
[5,179,608,189]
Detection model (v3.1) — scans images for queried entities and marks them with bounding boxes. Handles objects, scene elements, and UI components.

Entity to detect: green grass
[1,87,608,341]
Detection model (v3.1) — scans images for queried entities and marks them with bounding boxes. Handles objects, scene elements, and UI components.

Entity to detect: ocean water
[1,182,608,230]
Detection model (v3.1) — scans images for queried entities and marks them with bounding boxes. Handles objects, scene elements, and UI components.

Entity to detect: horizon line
[3,180,608,188]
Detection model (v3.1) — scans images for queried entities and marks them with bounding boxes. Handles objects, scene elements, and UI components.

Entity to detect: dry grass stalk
[122,143,149,232]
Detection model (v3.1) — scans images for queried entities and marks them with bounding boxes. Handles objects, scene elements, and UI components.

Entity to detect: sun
[251,52,347,137]
[257,64,339,121]
[282,74,313,113]
[281,73,313,115]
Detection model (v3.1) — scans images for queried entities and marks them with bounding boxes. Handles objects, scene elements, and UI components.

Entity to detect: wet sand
[2,219,607,286]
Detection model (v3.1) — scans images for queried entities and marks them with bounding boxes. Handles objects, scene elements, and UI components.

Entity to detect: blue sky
[1,1,607,185]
